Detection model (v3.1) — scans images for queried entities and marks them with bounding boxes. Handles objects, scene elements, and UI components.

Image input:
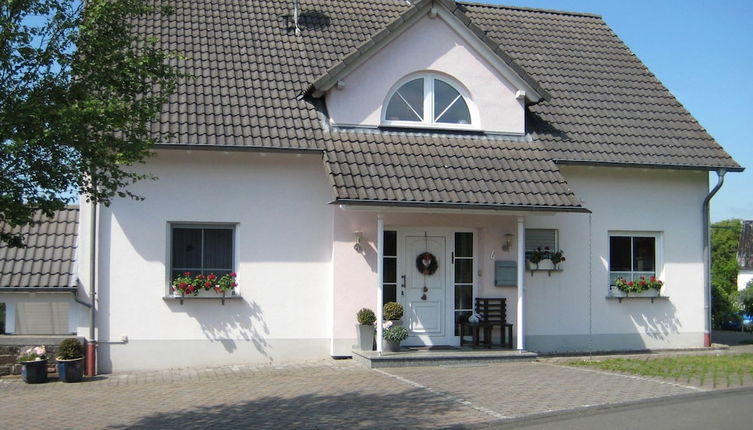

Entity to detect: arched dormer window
[382,73,476,129]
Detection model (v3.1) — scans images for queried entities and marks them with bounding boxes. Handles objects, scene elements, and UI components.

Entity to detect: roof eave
[0,287,78,293]
[331,198,591,214]
[554,159,745,173]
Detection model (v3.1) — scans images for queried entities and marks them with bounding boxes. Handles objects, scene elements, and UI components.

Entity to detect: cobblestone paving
[0,358,706,429]
[383,361,701,420]
[0,360,490,429]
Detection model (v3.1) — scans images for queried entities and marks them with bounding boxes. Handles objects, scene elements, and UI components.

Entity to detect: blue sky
[488,0,753,222]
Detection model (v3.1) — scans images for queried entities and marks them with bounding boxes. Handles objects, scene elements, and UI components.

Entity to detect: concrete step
[352,348,537,368]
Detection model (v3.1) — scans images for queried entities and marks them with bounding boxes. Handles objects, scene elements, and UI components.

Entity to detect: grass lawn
[568,353,753,388]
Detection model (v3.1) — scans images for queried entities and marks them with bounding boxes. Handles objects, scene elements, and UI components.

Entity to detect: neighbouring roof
[0,207,79,290]
[136,0,742,211]
[739,221,753,270]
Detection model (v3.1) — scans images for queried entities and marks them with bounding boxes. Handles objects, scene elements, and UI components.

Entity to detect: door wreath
[416,252,438,275]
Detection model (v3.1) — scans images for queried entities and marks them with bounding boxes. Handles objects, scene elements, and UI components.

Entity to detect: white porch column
[516,216,525,350]
[376,213,384,353]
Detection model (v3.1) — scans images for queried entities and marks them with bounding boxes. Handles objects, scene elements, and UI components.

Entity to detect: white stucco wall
[78,149,710,370]
[82,151,334,372]
[326,15,524,134]
[523,166,708,352]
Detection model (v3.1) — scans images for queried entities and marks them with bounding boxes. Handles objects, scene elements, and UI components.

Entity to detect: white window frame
[167,222,239,294]
[381,72,479,131]
[608,231,663,287]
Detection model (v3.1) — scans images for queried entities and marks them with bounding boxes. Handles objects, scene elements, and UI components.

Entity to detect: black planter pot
[21,360,48,384]
[57,357,85,382]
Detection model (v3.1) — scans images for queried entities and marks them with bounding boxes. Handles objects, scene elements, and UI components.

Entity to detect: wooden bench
[460,298,513,348]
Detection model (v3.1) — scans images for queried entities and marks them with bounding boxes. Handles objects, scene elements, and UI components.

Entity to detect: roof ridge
[458,1,602,19]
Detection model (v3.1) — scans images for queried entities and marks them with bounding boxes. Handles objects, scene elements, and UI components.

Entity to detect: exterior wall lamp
[502,233,514,251]
[354,231,363,252]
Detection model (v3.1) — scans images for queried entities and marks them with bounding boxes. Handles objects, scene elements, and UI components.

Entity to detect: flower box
[608,286,665,303]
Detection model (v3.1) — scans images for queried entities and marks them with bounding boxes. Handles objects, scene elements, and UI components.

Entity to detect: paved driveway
[0,359,718,429]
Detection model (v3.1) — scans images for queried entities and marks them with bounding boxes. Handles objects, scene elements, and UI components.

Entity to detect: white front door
[402,233,451,346]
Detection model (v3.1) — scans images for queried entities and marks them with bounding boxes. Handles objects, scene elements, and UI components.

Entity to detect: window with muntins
[170,224,235,279]
[454,232,474,336]
[609,233,659,285]
[382,230,398,306]
[383,74,473,128]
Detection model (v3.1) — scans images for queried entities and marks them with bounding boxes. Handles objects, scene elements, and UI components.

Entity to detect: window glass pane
[436,99,471,124]
[455,232,473,257]
[384,257,397,283]
[434,80,470,124]
[633,237,655,272]
[609,236,631,271]
[385,78,423,121]
[454,285,473,310]
[455,259,473,283]
[383,285,397,305]
[172,228,202,270]
[384,230,397,256]
[203,228,233,272]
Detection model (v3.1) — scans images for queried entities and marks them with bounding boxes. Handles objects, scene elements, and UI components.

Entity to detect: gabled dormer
[305,0,547,135]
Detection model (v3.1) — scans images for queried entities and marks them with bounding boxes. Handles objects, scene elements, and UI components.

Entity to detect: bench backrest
[474,298,507,324]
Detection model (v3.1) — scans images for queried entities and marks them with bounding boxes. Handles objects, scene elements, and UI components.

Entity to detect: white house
[738,221,753,291]
[4,0,743,373]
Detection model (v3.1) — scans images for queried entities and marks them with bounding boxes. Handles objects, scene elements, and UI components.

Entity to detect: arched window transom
[383,74,474,128]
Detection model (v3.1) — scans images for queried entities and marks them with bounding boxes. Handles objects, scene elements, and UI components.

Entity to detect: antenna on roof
[292,0,301,35]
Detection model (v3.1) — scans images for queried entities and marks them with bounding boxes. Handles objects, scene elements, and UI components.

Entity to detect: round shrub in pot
[56,338,84,383]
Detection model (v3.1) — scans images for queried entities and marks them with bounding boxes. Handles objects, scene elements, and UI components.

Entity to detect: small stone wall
[0,336,87,376]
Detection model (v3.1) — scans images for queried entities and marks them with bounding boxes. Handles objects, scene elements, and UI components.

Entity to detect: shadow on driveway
[106,389,484,429]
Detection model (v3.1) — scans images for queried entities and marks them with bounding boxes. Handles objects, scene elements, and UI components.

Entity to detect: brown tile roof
[324,131,585,211]
[0,207,79,290]
[137,0,742,210]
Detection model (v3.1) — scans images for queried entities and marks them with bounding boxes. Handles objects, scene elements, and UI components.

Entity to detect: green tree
[710,219,742,327]
[1,0,180,246]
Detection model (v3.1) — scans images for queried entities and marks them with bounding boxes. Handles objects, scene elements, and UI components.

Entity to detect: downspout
[703,169,726,347]
[87,200,98,376]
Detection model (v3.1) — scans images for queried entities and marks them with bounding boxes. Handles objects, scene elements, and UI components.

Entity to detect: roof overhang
[0,287,78,293]
[332,199,591,214]
[305,0,549,103]
[555,159,745,173]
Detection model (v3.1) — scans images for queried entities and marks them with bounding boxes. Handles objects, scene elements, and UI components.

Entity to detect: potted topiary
[355,308,376,351]
[18,345,48,384]
[56,338,85,382]
[383,302,404,326]
[382,321,408,352]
